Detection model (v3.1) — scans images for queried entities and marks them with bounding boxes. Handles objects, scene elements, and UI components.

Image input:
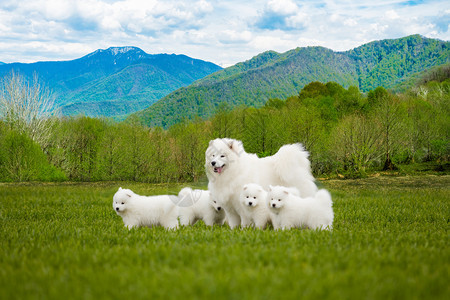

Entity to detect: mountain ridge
[131,35,449,128]
[0,47,222,117]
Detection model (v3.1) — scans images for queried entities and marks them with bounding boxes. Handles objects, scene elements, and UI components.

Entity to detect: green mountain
[61,63,192,117]
[0,47,222,117]
[347,34,449,91]
[131,35,449,128]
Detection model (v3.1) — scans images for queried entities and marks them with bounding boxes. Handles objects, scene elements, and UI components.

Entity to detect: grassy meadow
[0,176,448,299]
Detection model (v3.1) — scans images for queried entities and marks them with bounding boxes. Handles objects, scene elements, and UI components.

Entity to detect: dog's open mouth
[214,165,225,174]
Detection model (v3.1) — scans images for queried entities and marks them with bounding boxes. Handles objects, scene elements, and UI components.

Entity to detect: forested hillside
[348,34,449,91]
[132,35,449,128]
[0,47,222,118]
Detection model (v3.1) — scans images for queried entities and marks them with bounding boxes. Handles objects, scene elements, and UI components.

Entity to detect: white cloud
[195,0,213,14]
[42,0,75,20]
[266,0,299,16]
[250,33,298,53]
[344,18,358,27]
[285,11,310,28]
[385,9,400,20]
[0,0,448,66]
[100,16,122,31]
[219,30,253,44]
[182,29,210,45]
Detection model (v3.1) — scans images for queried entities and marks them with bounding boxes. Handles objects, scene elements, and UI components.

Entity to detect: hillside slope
[131,35,449,128]
[0,47,222,117]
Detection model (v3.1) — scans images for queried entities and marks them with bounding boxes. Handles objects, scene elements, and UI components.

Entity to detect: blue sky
[0,0,448,67]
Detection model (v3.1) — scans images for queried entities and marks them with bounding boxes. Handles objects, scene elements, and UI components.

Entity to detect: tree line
[0,72,448,182]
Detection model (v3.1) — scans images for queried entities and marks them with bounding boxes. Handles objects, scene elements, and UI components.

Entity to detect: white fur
[112,187,179,229]
[268,185,334,230]
[239,183,271,229]
[205,138,317,228]
[177,187,226,226]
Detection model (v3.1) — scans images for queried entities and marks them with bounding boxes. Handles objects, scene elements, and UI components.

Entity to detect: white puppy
[177,187,225,226]
[113,187,179,229]
[239,183,271,229]
[205,138,317,228]
[268,185,334,230]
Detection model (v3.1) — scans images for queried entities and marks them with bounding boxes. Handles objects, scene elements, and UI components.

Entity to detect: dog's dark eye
[220,155,225,158]
[246,196,249,198]
[213,200,216,203]
[278,199,281,202]
[121,202,124,205]
[253,196,256,199]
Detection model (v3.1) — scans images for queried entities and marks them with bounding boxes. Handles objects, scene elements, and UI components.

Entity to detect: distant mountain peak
[106,46,144,55]
[86,46,145,58]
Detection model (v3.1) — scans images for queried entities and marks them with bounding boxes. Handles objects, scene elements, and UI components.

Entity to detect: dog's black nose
[116,207,119,211]
[211,161,216,166]
[272,204,276,208]
[217,207,221,211]
[249,202,253,206]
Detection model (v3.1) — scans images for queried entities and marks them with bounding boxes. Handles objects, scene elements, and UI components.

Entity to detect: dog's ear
[118,187,122,191]
[228,139,243,154]
[283,190,289,195]
[268,185,273,192]
[126,193,132,198]
[243,184,248,190]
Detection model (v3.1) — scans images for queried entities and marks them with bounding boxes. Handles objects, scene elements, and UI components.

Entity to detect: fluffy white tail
[178,187,192,198]
[273,143,317,197]
[315,189,332,208]
[275,143,311,170]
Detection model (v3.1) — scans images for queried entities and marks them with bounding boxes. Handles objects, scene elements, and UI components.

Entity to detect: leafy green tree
[367,86,389,108]
[371,92,407,170]
[408,80,450,162]
[317,96,338,124]
[262,107,291,155]
[146,127,178,182]
[403,96,432,162]
[264,98,286,109]
[126,124,154,182]
[241,107,270,155]
[284,101,325,153]
[169,120,212,181]
[211,102,237,138]
[94,123,132,181]
[298,81,329,100]
[331,114,383,176]
[336,86,365,115]
[56,117,105,181]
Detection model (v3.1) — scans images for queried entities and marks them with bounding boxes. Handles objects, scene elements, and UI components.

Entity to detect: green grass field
[0,176,448,300]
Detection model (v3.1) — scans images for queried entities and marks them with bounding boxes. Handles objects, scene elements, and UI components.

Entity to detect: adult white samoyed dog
[205,138,317,228]
[113,187,179,229]
[268,185,334,230]
[177,187,226,226]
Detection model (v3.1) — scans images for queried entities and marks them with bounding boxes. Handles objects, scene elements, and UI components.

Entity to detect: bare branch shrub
[0,71,60,149]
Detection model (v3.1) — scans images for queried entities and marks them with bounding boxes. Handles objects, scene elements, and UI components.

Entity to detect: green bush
[0,126,66,182]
